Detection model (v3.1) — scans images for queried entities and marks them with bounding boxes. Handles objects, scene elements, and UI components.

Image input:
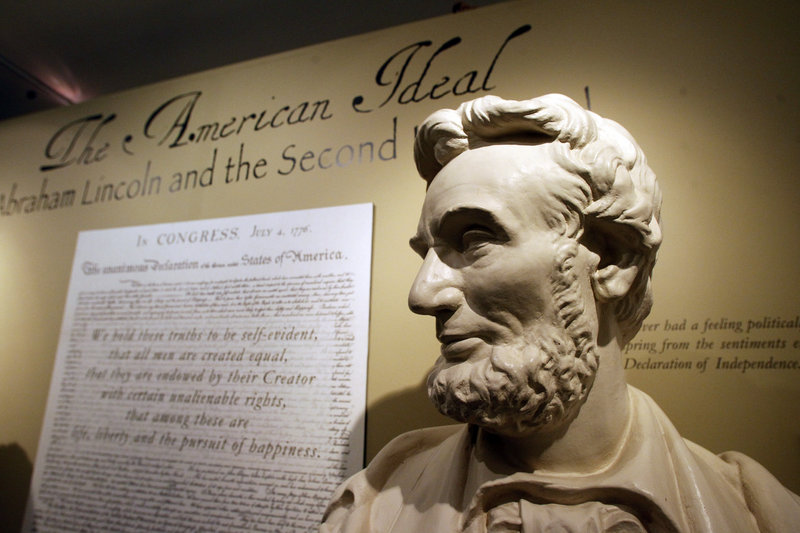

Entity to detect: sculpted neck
[482,308,632,476]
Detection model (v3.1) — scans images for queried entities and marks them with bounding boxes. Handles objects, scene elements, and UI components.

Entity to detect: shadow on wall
[0,443,32,533]
[365,377,455,463]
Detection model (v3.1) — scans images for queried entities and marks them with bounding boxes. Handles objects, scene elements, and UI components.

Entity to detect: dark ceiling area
[0,0,505,122]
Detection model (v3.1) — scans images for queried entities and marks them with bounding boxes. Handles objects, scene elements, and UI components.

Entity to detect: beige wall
[1,0,798,498]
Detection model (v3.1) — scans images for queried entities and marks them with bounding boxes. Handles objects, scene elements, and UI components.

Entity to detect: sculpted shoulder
[716,450,800,532]
[321,424,466,531]
[343,424,464,491]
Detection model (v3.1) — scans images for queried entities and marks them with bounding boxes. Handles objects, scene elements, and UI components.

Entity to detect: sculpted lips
[437,333,486,360]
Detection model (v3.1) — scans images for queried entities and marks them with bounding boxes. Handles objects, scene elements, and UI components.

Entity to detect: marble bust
[321,94,800,532]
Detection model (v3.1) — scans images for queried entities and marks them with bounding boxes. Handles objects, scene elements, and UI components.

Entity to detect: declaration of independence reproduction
[24,204,373,532]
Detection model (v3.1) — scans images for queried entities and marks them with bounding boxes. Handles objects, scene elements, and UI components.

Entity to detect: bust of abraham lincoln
[321,94,800,533]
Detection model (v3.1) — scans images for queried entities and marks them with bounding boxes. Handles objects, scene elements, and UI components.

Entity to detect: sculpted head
[410,94,662,437]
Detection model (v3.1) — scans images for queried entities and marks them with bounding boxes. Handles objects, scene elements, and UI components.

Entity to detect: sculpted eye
[436,208,510,257]
[459,225,496,252]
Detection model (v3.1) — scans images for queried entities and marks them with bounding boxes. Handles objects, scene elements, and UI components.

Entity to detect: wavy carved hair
[413,94,662,344]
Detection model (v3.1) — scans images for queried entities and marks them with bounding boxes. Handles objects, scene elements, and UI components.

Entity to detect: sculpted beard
[426,240,598,436]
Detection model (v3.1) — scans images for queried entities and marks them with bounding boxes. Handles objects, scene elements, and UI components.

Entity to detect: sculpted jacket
[321,387,800,533]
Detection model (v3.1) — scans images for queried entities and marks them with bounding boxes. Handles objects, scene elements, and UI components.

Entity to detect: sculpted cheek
[465,253,556,329]
[468,278,547,326]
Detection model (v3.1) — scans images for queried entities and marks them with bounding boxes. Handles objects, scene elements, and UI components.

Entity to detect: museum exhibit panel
[0,1,798,531]
[26,205,373,530]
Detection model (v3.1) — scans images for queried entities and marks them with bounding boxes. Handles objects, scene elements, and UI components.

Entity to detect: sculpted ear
[591,253,639,302]
[581,220,642,303]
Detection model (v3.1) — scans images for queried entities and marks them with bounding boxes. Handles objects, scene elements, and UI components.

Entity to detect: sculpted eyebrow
[437,207,507,240]
[409,207,508,257]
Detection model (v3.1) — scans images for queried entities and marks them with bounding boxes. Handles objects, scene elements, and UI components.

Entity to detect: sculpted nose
[408,249,460,316]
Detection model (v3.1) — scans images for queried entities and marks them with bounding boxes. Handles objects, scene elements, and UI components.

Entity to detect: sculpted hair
[413,94,662,344]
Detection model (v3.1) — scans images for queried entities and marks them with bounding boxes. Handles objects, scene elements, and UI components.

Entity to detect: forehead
[419,144,566,233]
